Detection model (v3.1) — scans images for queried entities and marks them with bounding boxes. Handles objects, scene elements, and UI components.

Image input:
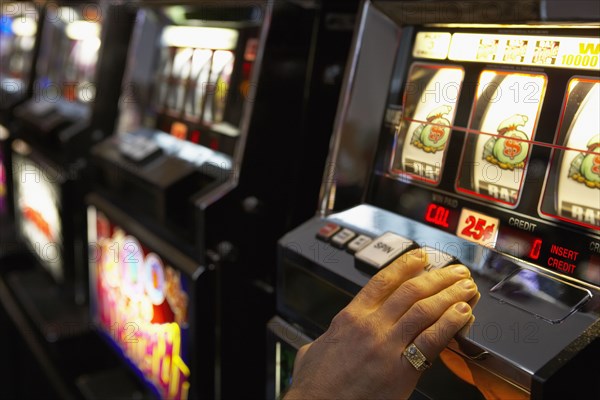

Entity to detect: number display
[456,208,500,247]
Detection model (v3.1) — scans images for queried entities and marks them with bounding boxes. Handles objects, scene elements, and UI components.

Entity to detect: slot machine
[0,2,42,250]
[6,0,135,335]
[275,1,600,399]
[88,1,357,398]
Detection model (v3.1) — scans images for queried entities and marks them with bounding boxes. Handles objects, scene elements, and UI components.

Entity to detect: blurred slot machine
[87,3,263,399]
[275,1,600,399]
[89,1,358,398]
[0,2,42,245]
[6,1,135,338]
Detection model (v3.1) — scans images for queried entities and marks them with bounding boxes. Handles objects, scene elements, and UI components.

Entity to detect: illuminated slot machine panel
[2,1,134,341]
[390,63,465,184]
[11,146,66,284]
[12,2,134,160]
[541,78,600,231]
[276,1,600,399]
[87,193,211,400]
[92,3,262,246]
[456,70,547,206]
[0,3,41,223]
[151,24,247,154]
[0,2,39,110]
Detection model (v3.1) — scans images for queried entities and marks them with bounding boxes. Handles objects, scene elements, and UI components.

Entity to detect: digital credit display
[88,207,191,400]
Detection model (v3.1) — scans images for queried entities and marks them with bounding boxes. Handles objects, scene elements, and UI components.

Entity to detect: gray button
[422,246,457,271]
[347,234,372,254]
[331,228,357,248]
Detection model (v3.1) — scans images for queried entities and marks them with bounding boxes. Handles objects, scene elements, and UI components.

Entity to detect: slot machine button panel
[347,234,373,254]
[331,228,357,248]
[316,222,341,241]
[118,134,162,163]
[421,246,458,271]
[355,232,418,275]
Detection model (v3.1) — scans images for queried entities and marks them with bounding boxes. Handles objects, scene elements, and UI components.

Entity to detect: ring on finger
[402,343,432,371]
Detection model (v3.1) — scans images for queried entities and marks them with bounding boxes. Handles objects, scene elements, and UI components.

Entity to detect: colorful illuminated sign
[89,207,191,400]
[413,31,600,71]
[456,208,499,248]
[13,153,63,280]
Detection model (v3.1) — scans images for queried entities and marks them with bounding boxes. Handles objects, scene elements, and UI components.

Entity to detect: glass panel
[540,78,600,230]
[456,70,547,206]
[390,63,465,184]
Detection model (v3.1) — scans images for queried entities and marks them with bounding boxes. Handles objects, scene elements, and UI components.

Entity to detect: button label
[355,232,417,273]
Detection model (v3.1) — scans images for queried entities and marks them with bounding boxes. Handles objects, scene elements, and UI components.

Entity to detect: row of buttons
[317,222,458,275]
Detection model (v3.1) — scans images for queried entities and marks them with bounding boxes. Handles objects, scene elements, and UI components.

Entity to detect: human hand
[284,248,479,400]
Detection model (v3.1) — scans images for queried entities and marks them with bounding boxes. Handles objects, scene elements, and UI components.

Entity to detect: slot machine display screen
[0,2,38,91]
[374,29,600,287]
[456,70,547,206]
[37,6,102,103]
[116,6,258,157]
[88,206,192,400]
[12,152,63,281]
[540,78,600,230]
[390,63,464,184]
[155,26,238,126]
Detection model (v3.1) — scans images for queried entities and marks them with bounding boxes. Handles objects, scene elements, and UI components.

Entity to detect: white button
[331,228,356,248]
[422,246,457,271]
[347,235,372,254]
[355,232,416,270]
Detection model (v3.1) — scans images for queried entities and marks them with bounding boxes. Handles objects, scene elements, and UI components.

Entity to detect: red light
[529,238,542,260]
[425,203,450,228]
[190,130,201,144]
[210,138,219,151]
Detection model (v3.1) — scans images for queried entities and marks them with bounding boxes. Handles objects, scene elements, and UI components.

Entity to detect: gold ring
[403,343,432,371]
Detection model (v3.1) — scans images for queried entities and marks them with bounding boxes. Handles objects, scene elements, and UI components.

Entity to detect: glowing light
[11,17,36,37]
[162,26,238,50]
[65,20,100,41]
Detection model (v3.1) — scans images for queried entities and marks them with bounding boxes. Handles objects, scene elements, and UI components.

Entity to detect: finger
[468,291,481,310]
[392,278,478,339]
[351,248,429,311]
[376,264,471,322]
[400,302,473,376]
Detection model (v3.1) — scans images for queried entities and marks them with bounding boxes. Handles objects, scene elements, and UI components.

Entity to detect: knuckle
[399,279,426,299]
[332,308,358,326]
[369,270,393,292]
[411,300,433,319]
[431,268,449,282]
